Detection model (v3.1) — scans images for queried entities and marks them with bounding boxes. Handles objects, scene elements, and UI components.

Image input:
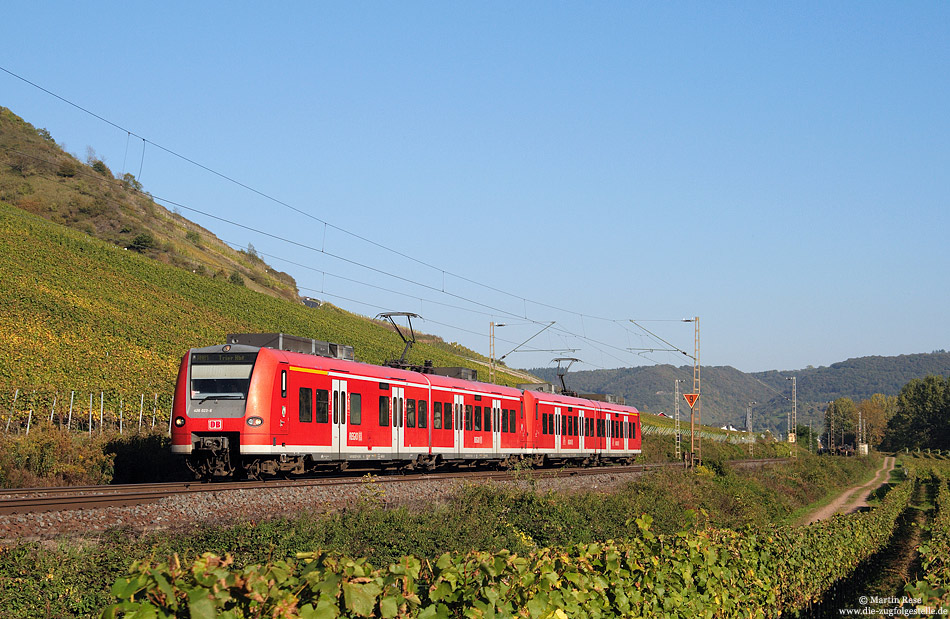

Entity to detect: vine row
[103,470,917,618]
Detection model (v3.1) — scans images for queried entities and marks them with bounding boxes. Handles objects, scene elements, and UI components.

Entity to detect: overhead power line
[0,68,701,368]
[0,64,655,326]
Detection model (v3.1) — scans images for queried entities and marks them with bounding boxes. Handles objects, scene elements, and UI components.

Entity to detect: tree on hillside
[795,423,819,452]
[128,232,156,253]
[856,394,891,446]
[881,375,950,451]
[825,398,857,450]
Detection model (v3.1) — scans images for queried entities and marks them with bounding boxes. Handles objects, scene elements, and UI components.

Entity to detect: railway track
[0,458,786,516]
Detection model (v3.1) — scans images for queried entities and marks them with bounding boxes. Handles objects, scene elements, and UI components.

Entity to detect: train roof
[187,343,634,412]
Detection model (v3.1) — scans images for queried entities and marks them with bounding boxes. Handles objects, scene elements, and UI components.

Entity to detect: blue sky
[2,2,948,373]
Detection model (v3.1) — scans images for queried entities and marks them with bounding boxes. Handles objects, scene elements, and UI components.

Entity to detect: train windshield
[190,351,257,400]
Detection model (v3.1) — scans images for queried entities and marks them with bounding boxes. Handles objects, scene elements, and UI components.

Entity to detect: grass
[785,453,886,525]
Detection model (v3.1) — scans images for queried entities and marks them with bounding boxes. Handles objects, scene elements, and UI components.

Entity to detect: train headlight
[174,416,186,428]
[246,416,263,427]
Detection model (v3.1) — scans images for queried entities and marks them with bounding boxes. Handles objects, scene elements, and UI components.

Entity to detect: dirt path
[802,456,896,525]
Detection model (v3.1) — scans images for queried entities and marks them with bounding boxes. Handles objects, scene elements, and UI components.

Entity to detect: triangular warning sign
[684,393,699,409]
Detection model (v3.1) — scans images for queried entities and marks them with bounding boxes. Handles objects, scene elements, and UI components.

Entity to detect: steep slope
[0,200,519,395]
[0,106,298,301]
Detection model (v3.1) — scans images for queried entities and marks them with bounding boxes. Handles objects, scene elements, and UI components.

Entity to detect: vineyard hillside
[0,106,299,302]
[0,200,520,394]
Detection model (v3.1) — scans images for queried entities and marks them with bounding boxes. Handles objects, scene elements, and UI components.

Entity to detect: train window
[510,410,516,433]
[473,406,482,431]
[502,409,508,433]
[350,393,362,425]
[433,402,442,429]
[474,395,482,401]
[333,391,339,425]
[418,400,427,429]
[445,403,453,430]
[191,358,254,400]
[406,399,416,428]
[299,388,312,423]
[379,382,389,391]
[379,396,390,427]
[484,407,491,432]
[281,370,287,398]
[465,405,473,431]
[542,412,549,435]
[315,390,329,423]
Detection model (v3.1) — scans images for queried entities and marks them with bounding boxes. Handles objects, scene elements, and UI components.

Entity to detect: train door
[392,387,404,457]
[554,406,562,455]
[454,393,464,456]
[332,379,347,458]
[491,399,501,456]
[578,409,586,451]
[606,413,612,451]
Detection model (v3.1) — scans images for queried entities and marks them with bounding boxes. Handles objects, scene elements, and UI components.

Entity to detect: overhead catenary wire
[0,79,698,372]
[0,64,658,327]
[4,144,697,372]
[0,147,561,355]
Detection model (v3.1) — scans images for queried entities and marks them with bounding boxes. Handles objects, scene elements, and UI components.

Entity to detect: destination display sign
[191,352,258,365]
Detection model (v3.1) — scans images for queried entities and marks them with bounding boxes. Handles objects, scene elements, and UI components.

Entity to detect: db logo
[208,419,223,430]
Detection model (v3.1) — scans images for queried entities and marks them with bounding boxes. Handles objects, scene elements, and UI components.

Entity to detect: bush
[0,424,114,488]
[127,232,155,253]
[91,160,111,176]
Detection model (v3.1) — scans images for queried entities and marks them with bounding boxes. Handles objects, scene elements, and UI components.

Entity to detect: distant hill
[528,352,950,434]
[0,106,298,301]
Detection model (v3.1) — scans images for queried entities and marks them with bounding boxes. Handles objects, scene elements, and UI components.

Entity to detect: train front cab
[171,344,272,478]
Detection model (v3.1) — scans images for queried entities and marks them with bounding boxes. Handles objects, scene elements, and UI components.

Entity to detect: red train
[171,334,642,479]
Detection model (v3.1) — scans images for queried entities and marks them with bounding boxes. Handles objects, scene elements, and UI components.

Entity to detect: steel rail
[0,458,787,515]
